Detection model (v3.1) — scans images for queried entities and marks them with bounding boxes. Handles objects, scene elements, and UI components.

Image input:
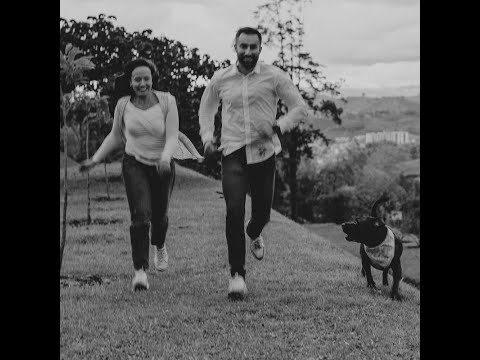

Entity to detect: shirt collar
[234,60,262,75]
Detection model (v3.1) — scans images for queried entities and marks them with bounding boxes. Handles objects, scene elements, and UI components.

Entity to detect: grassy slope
[60,161,420,360]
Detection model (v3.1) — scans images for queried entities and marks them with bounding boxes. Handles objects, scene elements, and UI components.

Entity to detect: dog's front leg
[361,253,376,290]
[382,269,389,286]
[390,260,403,301]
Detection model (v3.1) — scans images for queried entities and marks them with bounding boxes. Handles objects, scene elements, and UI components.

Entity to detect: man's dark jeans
[122,153,175,270]
[221,147,276,279]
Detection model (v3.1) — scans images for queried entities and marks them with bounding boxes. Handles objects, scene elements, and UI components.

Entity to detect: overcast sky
[60,0,419,97]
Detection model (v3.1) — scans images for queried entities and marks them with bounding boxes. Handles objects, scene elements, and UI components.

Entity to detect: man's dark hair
[235,27,262,44]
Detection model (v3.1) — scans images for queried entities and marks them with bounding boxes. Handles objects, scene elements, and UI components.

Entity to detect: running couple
[81,26,310,299]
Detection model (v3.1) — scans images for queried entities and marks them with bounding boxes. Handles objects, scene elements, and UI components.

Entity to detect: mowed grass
[60,161,420,360]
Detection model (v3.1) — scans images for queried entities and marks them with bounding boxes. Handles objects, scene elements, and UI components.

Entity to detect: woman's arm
[91,130,123,163]
[91,102,124,163]
[160,95,180,162]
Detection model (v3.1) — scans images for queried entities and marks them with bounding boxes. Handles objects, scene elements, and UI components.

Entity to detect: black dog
[341,196,403,300]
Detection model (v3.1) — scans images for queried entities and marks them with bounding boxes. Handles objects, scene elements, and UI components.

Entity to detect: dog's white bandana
[364,227,395,269]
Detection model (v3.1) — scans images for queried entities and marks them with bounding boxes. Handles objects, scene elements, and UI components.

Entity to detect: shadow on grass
[402,277,420,289]
[92,196,124,202]
[60,274,111,288]
[92,174,123,183]
[68,218,123,227]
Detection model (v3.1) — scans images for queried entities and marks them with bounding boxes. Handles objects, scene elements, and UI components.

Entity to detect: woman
[80,58,203,291]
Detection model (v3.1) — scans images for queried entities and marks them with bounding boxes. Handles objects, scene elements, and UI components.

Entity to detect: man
[198,27,308,299]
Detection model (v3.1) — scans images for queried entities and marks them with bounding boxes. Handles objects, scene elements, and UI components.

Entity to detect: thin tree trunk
[60,86,68,273]
[86,117,91,224]
[104,160,110,200]
[275,1,286,69]
[288,140,298,221]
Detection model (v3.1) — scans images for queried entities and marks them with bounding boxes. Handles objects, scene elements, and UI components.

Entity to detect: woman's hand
[156,158,171,179]
[79,158,98,173]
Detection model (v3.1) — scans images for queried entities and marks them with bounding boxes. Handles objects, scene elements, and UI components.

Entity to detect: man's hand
[79,158,98,173]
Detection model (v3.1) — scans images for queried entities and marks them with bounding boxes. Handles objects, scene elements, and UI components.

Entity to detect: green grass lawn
[60,161,420,359]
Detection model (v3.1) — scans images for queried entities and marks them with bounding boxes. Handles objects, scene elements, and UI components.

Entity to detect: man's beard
[238,53,259,70]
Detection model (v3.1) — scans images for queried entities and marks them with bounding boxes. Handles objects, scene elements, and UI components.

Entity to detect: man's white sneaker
[228,273,247,299]
[132,269,149,291]
[250,235,265,260]
[154,245,168,271]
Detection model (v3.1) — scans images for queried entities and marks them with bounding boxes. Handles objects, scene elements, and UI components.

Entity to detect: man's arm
[198,73,220,147]
[274,70,309,135]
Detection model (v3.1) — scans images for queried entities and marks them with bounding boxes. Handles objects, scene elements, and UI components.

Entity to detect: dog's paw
[383,280,389,286]
[367,283,377,290]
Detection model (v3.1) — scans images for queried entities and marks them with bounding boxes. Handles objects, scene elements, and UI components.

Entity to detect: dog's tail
[370,193,389,217]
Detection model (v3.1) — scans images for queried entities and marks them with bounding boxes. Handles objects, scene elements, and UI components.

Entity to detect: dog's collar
[364,228,395,269]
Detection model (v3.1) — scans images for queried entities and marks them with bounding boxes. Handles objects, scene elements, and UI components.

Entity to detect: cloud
[60,0,419,92]
[302,0,419,65]
[344,0,419,6]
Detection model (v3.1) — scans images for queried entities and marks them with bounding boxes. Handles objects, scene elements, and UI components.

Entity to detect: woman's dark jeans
[221,147,276,279]
[122,153,175,270]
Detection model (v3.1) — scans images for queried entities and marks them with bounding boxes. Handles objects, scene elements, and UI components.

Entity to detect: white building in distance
[365,131,413,145]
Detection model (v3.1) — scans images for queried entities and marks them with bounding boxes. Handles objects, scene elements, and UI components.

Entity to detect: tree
[97,106,114,200]
[60,44,95,272]
[254,0,345,221]
[60,15,132,94]
[81,95,110,217]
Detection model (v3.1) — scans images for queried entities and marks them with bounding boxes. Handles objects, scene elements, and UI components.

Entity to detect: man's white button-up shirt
[199,61,308,164]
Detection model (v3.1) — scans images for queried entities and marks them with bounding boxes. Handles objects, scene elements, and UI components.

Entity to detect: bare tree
[254,0,345,220]
[60,44,95,272]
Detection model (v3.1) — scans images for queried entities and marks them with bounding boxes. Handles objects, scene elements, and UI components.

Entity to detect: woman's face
[130,66,153,98]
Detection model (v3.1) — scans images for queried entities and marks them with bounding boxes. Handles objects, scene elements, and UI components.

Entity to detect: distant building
[365,131,412,145]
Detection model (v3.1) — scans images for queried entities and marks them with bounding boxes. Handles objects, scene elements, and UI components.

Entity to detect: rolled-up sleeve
[274,70,308,134]
[199,73,220,145]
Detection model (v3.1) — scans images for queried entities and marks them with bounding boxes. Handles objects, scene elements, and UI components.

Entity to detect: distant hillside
[338,85,419,98]
[316,94,419,115]
[395,159,420,177]
[340,96,419,115]
[406,94,420,104]
[314,95,420,139]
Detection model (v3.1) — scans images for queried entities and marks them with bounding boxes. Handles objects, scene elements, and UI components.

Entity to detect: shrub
[401,197,420,236]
